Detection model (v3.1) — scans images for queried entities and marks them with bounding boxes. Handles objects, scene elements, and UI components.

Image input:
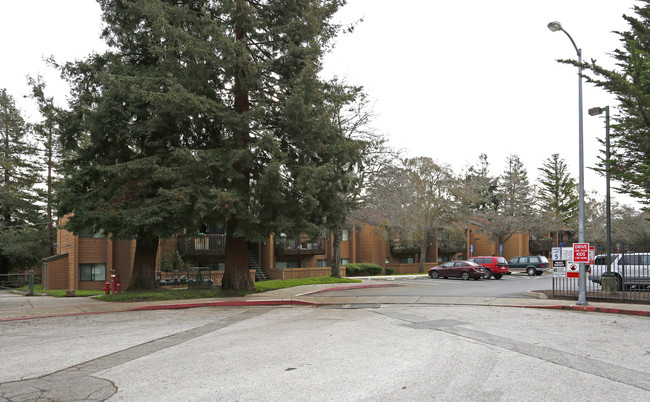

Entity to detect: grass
[17,284,104,298]
[26,276,361,303]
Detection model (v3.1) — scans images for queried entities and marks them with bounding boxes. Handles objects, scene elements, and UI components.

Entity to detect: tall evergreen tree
[0,89,46,274]
[572,1,650,208]
[537,153,578,228]
[28,76,62,257]
[58,0,354,290]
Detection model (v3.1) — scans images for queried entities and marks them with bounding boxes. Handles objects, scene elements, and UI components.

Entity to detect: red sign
[567,263,579,278]
[573,243,590,263]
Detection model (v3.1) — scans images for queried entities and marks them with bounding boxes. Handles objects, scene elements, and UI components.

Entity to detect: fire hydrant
[103,282,111,295]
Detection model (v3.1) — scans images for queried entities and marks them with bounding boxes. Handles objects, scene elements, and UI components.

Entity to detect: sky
[0,0,644,209]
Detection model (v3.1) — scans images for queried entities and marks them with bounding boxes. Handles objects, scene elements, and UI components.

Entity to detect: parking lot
[1,303,650,401]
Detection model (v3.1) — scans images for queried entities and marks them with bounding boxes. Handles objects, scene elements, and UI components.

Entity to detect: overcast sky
[0,0,643,209]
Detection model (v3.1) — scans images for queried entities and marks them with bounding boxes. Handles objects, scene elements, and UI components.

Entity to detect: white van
[588,253,650,290]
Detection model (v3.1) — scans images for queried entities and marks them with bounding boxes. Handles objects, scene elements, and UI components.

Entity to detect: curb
[0,299,319,322]
[512,304,650,317]
[296,283,398,296]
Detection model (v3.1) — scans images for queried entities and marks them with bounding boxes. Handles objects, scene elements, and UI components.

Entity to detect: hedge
[345,263,383,277]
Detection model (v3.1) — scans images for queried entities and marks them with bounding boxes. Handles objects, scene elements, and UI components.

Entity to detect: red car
[428,261,486,280]
[468,256,510,279]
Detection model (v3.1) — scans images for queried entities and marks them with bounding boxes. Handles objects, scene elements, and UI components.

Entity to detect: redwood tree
[58,0,354,290]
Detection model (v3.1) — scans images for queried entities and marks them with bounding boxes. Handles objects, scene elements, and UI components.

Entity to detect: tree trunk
[222,218,254,291]
[128,234,159,290]
[331,227,341,278]
[419,241,427,274]
[221,0,253,293]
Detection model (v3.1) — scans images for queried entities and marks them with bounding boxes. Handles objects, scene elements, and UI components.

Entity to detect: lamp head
[547,21,563,32]
[588,107,605,116]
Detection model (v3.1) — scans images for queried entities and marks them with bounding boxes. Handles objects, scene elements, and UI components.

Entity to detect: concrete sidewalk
[2,279,650,321]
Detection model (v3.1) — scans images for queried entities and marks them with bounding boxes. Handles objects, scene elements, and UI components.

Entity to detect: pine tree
[0,89,47,275]
[575,1,650,208]
[537,153,578,228]
[28,76,62,257]
[58,0,354,290]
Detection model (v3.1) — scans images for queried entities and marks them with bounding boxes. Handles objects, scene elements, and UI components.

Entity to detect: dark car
[508,255,549,276]
[428,261,486,281]
[467,256,510,279]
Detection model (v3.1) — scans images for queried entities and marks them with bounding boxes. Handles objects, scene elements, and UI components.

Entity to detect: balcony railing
[178,234,226,256]
[390,241,419,256]
[438,240,467,254]
[529,239,553,253]
[275,236,325,256]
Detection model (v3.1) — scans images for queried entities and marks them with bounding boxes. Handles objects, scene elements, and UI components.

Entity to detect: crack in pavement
[373,309,650,392]
[0,309,269,401]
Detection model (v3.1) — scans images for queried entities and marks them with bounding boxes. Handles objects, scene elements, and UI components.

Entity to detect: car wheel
[484,269,492,280]
[430,271,439,279]
[461,272,470,281]
[527,267,536,276]
[494,274,502,280]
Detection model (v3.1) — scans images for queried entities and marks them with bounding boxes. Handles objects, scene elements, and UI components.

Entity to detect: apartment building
[42,217,545,290]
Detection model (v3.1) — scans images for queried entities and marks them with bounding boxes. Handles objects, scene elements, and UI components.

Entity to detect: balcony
[438,240,466,254]
[178,234,226,256]
[390,240,419,256]
[529,239,553,254]
[275,236,325,256]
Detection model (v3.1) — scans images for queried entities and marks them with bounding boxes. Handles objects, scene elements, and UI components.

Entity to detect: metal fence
[0,271,39,294]
[156,269,223,288]
[552,249,650,303]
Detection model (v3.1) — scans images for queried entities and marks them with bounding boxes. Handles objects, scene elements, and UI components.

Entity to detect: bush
[385,267,394,275]
[345,263,383,277]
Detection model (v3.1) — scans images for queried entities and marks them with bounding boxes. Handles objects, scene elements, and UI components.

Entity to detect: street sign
[573,243,590,263]
[551,247,561,261]
[552,260,567,277]
[561,247,574,262]
[567,263,580,278]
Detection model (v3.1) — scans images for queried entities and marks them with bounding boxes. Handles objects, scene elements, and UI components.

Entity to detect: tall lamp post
[548,21,587,305]
[588,106,613,283]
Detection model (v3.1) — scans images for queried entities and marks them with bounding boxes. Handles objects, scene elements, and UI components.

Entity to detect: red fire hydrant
[103,282,111,295]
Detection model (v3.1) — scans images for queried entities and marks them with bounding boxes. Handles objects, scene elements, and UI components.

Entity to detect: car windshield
[496,257,507,264]
[466,261,481,267]
[540,256,549,263]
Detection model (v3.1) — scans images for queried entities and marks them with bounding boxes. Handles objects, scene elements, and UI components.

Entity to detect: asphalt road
[313,274,554,299]
[1,303,649,401]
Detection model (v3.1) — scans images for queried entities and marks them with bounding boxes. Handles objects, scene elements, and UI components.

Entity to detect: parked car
[508,256,549,276]
[467,256,510,279]
[428,261,486,280]
[588,253,650,290]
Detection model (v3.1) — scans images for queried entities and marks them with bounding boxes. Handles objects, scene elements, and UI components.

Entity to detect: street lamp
[548,21,587,305]
[588,106,612,279]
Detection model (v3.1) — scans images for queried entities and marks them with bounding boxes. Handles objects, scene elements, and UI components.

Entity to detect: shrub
[385,267,394,275]
[345,263,383,277]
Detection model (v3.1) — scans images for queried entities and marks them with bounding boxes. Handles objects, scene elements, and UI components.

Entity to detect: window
[316,259,328,267]
[79,227,106,238]
[341,229,350,241]
[340,258,350,266]
[277,261,300,269]
[385,257,390,264]
[399,257,415,264]
[79,263,106,281]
